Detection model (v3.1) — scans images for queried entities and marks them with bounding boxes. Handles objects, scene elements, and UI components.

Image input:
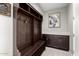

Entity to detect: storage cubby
[19,3,29,12]
[30,8,39,18]
[19,3,43,21]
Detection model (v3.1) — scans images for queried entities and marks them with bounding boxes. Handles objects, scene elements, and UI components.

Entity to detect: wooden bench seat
[21,40,45,56]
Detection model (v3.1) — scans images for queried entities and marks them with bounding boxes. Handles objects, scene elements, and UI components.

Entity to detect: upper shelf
[19,3,43,20]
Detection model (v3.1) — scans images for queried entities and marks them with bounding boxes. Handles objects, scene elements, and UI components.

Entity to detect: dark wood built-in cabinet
[14,3,45,56]
[43,34,69,51]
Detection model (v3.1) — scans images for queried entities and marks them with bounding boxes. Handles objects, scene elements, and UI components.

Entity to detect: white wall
[68,4,73,54]
[0,15,13,56]
[42,6,69,35]
[73,3,79,56]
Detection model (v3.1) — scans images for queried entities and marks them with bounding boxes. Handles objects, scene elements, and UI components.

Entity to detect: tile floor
[41,47,72,56]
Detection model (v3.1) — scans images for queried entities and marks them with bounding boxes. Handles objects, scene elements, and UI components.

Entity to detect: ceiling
[38,3,69,12]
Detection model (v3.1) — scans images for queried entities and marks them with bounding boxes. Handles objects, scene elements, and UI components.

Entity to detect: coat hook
[24,20,27,23]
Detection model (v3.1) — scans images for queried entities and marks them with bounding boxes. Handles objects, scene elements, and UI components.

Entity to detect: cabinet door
[17,13,32,51]
[46,35,69,51]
